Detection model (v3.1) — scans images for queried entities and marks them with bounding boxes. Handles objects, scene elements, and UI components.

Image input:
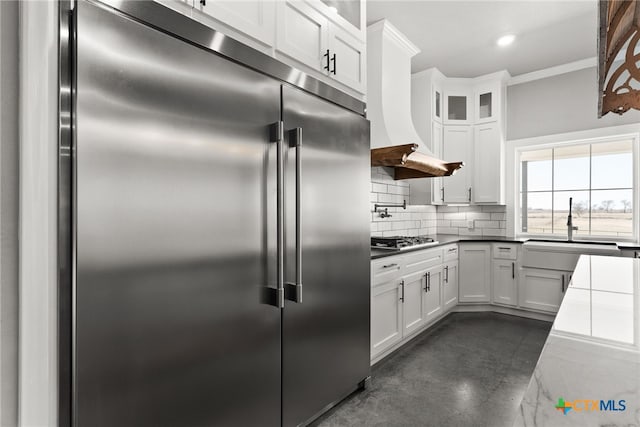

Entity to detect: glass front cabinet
[474,83,500,124]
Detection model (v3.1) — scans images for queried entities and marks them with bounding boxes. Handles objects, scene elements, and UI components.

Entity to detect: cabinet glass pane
[435,91,441,118]
[321,0,360,29]
[479,92,492,119]
[447,96,467,120]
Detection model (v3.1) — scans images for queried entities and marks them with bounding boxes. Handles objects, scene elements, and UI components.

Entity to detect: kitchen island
[515,255,640,426]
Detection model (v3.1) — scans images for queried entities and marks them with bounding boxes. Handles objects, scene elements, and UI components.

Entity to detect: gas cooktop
[371,236,439,251]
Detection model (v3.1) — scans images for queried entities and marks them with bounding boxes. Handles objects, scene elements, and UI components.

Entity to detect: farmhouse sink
[526,238,618,246]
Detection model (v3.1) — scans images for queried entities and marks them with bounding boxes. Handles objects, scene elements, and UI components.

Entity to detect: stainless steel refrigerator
[60,1,371,426]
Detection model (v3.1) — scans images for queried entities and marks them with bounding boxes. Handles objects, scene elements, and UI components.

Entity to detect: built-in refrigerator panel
[281,86,371,427]
[74,2,282,426]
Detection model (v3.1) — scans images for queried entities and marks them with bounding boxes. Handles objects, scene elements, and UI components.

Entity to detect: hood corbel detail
[371,143,464,180]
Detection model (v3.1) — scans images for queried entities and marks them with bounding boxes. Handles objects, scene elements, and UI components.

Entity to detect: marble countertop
[515,255,640,426]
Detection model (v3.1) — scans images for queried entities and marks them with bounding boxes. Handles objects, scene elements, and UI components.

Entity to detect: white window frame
[506,125,640,242]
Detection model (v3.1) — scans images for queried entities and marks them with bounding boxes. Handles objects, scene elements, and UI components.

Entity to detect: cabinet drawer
[404,248,443,274]
[443,245,458,261]
[372,256,404,286]
[493,243,518,260]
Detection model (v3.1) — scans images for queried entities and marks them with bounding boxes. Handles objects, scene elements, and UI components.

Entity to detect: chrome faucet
[567,197,578,241]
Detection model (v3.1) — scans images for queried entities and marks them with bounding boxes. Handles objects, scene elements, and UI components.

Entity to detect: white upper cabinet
[276,1,366,94]
[168,0,366,97]
[473,122,503,204]
[327,24,366,93]
[410,68,510,206]
[195,0,276,48]
[442,126,472,204]
[276,1,329,71]
[474,82,500,124]
[444,88,472,125]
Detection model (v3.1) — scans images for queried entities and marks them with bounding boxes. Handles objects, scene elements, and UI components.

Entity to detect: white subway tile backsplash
[450,220,468,228]
[371,167,506,238]
[475,220,499,229]
[466,212,491,220]
[458,228,482,236]
[481,205,507,212]
[482,228,506,237]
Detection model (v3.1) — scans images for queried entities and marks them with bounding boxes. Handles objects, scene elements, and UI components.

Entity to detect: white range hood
[367,19,462,179]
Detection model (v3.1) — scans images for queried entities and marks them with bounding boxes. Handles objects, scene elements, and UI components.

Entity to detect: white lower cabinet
[442,261,458,310]
[519,268,570,313]
[492,260,517,307]
[423,265,442,323]
[371,278,403,359]
[371,246,455,362]
[401,270,427,336]
[459,243,491,302]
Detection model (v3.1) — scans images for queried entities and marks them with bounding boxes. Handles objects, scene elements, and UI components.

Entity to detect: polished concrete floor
[313,312,551,427]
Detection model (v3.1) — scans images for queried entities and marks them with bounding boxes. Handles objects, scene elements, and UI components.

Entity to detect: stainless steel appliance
[371,236,439,250]
[59,1,370,426]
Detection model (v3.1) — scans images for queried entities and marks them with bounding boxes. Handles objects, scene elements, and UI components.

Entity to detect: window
[519,139,634,239]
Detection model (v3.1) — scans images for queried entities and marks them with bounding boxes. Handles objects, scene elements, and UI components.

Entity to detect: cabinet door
[442,126,472,204]
[492,260,517,307]
[444,91,471,125]
[474,84,499,124]
[473,123,503,204]
[371,280,403,358]
[401,271,426,336]
[328,23,365,93]
[443,261,458,310]
[459,244,491,302]
[423,266,442,323]
[197,0,276,45]
[431,121,444,205]
[433,83,443,123]
[276,1,329,72]
[519,268,566,313]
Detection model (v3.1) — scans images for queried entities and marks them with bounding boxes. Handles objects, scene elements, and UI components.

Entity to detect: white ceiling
[367,0,597,78]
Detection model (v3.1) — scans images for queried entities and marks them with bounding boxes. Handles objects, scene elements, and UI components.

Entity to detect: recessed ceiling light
[497,34,515,47]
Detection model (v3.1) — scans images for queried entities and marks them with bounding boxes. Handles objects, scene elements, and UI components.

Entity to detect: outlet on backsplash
[467,220,474,230]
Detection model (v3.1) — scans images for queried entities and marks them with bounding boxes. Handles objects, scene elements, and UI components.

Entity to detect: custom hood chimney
[367,20,462,179]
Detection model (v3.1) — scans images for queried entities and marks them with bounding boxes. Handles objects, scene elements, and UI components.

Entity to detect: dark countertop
[370,234,637,260]
[370,234,526,260]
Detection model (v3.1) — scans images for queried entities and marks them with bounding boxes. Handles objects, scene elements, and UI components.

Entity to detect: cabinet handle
[382,263,398,269]
[400,280,405,302]
[445,266,449,283]
[498,247,510,251]
[448,248,456,252]
[423,272,431,292]
[468,187,472,202]
[330,53,336,75]
[561,274,565,293]
[441,187,444,202]
[512,262,515,279]
[323,49,330,71]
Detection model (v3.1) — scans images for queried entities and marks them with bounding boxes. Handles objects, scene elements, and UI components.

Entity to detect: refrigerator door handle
[263,121,285,308]
[285,127,303,303]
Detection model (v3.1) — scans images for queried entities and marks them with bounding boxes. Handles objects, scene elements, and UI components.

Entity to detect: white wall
[0,2,19,426]
[507,66,640,141]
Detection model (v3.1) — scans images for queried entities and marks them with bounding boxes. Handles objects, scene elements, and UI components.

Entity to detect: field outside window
[519,140,634,238]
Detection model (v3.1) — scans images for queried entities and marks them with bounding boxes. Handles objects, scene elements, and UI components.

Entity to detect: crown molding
[508,57,597,86]
[368,19,420,57]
